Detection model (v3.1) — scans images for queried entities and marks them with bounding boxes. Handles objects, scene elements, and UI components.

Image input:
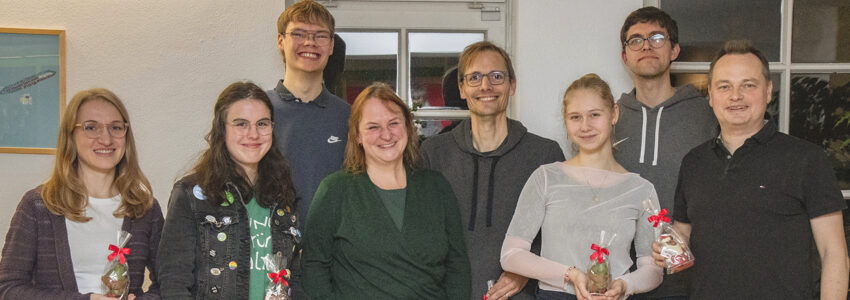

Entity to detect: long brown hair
[41,88,153,222]
[190,81,296,209]
[344,82,419,174]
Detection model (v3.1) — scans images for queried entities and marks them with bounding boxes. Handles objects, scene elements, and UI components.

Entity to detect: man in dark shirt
[655,40,849,299]
[267,0,350,226]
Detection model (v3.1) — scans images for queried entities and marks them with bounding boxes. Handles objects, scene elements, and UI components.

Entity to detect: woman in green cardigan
[303,83,471,299]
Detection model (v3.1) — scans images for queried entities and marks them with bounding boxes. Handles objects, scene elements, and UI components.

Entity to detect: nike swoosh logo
[613,137,629,147]
[327,136,341,143]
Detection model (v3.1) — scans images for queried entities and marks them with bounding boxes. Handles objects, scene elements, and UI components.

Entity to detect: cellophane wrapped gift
[262,252,291,300]
[586,230,616,295]
[101,231,132,299]
[643,199,694,274]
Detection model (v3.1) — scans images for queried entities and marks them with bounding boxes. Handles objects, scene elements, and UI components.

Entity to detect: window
[656,0,850,192]
[325,0,508,137]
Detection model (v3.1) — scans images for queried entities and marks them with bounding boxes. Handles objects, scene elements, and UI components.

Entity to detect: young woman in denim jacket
[158,82,300,299]
[0,88,162,300]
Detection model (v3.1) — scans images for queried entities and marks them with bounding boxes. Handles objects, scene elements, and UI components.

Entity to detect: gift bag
[643,199,695,274]
[586,230,616,295]
[262,253,291,300]
[101,231,132,299]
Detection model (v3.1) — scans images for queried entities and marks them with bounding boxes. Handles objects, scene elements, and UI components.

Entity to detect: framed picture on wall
[0,28,65,154]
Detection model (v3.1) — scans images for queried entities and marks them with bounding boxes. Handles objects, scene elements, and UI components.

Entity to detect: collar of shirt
[274,79,328,108]
[712,119,777,156]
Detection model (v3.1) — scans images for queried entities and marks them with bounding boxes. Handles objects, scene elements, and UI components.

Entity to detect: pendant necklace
[586,170,610,202]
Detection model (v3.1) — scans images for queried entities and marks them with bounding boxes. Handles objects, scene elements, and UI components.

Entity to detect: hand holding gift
[643,200,694,274]
[586,231,616,296]
[262,253,291,300]
[101,231,132,299]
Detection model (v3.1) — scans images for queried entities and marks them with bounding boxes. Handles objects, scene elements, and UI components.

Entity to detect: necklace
[585,170,610,202]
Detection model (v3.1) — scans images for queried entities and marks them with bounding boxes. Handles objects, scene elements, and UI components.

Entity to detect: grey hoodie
[421,118,564,300]
[614,85,716,212]
[613,85,716,298]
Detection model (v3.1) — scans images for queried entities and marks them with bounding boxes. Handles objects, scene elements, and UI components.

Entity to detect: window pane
[337,31,398,104]
[659,0,782,62]
[670,72,781,120]
[409,32,484,109]
[789,73,850,189]
[792,0,850,63]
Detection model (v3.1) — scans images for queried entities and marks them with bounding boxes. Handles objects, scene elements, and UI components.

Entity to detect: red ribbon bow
[647,209,670,227]
[590,244,609,263]
[107,244,131,264]
[268,269,290,286]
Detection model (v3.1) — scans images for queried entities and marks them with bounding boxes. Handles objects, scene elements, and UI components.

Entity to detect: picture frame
[0,28,65,154]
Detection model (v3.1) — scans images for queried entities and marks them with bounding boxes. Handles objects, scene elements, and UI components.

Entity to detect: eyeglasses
[462,71,507,87]
[282,30,332,46]
[625,33,668,51]
[75,121,128,138]
[228,119,274,136]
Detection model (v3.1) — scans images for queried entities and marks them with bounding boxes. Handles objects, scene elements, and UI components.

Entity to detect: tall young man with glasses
[614,7,717,300]
[421,41,564,300]
[267,0,350,226]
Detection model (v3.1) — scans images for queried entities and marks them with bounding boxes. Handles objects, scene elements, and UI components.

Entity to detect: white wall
[513,0,642,153]
[0,0,286,251]
[0,0,642,251]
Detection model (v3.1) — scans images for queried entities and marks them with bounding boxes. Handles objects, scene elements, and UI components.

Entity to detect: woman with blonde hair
[0,88,162,299]
[303,82,470,299]
[500,74,663,300]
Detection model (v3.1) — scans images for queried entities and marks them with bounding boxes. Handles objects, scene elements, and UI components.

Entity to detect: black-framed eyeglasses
[75,121,128,138]
[228,119,274,136]
[625,33,668,51]
[282,30,332,47]
[462,71,507,87]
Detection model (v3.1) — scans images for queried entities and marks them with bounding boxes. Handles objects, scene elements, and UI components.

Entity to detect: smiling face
[356,97,408,168]
[278,21,334,74]
[224,98,273,176]
[564,89,619,153]
[621,22,680,79]
[708,53,773,134]
[74,99,126,176]
[459,50,516,119]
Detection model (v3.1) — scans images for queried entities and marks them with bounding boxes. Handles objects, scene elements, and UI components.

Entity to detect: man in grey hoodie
[420,41,564,300]
[614,7,716,300]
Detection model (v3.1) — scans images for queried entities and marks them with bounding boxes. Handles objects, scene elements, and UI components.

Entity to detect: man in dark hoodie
[420,41,564,300]
[613,7,717,300]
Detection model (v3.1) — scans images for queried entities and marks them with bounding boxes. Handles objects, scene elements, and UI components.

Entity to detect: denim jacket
[158,176,301,299]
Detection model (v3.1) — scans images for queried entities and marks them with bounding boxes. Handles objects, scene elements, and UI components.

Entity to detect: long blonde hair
[41,88,153,222]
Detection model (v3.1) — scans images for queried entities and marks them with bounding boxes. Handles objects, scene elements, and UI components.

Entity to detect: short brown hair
[457,41,516,84]
[708,40,771,84]
[277,0,336,35]
[344,83,419,173]
[620,6,679,50]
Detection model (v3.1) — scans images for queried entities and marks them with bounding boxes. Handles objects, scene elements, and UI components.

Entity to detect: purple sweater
[0,187,163,299]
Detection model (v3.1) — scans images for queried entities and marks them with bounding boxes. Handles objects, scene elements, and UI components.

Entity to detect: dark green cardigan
[303,168,471,299]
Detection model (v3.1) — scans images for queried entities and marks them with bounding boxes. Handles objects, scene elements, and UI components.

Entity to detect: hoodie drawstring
[468,154,500,231]
[640,107,647,164]
[469,155,479,231]
[486,157,500,227]
[639,106,664,166]
[652,106,664,166]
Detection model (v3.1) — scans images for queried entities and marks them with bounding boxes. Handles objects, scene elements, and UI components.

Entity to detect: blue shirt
[267,81,350,227]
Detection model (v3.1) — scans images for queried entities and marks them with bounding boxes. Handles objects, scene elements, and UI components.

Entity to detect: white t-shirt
[65,195,124,294]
